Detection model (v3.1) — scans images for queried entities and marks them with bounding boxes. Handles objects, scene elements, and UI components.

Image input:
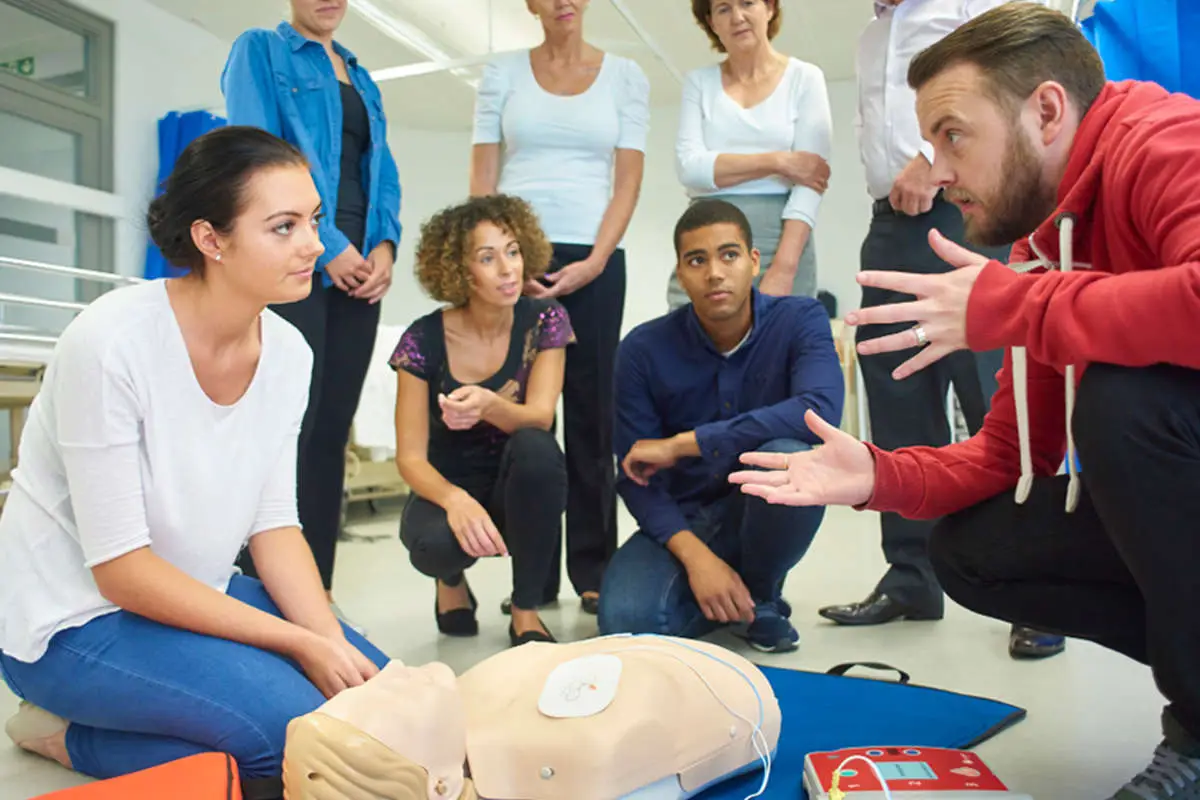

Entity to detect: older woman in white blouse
[670,0,832,309]
[469,0,649,616]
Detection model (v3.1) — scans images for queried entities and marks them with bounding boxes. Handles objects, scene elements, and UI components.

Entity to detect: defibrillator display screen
[875,761,938,780]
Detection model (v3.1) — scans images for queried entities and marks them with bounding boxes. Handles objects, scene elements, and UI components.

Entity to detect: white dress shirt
[676,58,833,229]
[856,0,1045,200]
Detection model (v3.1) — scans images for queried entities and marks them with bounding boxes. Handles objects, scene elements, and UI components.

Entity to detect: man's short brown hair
[690,0,781,53]
[908,2,1106,119]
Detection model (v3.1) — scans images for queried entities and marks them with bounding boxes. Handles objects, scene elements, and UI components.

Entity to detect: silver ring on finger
[913,325,929,348]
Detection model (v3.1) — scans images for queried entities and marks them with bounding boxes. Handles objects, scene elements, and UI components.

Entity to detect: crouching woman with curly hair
[390,195,573,647]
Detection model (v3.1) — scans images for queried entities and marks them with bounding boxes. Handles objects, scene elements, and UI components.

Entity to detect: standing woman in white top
[469,0,649,615]
[0,128,387,796]
[670,0,833,309]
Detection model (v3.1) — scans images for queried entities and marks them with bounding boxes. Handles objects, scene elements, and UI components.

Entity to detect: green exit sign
[0,57,35,77]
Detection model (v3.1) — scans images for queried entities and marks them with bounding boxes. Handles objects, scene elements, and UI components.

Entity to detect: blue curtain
[143,110,227,280]
[1082,0,1200,99]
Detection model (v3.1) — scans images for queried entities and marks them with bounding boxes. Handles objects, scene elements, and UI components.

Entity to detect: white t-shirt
[472,49,651,247]
[0,280,312,663]
[675,58,833,228]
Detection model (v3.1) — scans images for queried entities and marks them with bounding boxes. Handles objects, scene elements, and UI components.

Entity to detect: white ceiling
[147,0,1078,131]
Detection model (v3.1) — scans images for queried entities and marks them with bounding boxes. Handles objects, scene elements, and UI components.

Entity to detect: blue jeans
[0,575,389,782]
[598,439,824,637]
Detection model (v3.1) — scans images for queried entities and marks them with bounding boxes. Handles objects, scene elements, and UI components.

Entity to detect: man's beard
[963,126,1059,248]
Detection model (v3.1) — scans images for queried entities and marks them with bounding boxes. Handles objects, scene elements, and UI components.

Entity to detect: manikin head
[290,0,347,40]
[283,661,477,800]
[909,2,1106,246]
[415,195,553,310]
[673,200,760,327]
[147,126,320,308]
[693,0,781,55]
[527,0,589,37]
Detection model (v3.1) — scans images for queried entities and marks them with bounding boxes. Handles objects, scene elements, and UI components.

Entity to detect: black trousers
[931,363,1200,742]
[239,274,380,590]
[400,429,567,610]
[542,243,626,599]
[856,197,1008,613]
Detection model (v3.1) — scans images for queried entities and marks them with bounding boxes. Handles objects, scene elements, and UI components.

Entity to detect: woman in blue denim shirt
[221,0,401,619]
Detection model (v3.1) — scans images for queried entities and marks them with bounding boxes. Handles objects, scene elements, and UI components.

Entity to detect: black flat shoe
[818,591,943,626]
[1009,625,1066,659]
[580,593,600,615]
[436,581,478,637]
[509,621,556,647]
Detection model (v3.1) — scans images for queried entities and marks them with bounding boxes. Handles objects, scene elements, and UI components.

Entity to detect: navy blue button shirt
[614,290,844,545]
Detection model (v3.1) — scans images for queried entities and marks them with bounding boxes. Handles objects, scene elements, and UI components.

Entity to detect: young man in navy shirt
[597,200,843,652]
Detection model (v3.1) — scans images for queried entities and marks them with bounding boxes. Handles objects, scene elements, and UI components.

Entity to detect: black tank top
[335,81,370,253]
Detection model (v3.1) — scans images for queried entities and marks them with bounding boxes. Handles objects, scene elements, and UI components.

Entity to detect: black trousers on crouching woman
[400,428,567,610]
[930,362,1200,747]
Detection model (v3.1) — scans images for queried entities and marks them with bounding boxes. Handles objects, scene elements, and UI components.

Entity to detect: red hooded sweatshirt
[867,80,1200,520]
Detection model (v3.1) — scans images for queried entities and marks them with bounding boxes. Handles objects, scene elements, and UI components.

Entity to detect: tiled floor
[0,504,1165,799]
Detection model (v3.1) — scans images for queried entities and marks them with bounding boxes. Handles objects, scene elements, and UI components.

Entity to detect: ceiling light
[348,0,478,86]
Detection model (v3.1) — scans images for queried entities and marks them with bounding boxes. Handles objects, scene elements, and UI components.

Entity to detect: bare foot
[510,608,550,636]
[436,580,472,614]
[6,704,72,770]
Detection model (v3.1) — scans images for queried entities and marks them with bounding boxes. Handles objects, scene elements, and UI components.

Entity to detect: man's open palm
[728,410,876,508]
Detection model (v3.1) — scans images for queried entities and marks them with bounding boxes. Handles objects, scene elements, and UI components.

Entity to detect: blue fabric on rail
[143,110,226,280]
[1082,0,1200,99]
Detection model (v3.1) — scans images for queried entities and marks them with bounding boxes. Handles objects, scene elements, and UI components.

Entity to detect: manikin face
[197,165,323,306]
[466,222,524,308]
[527,0,589,31]
[916,62,1061,247]
[676,222,760,324]
[708,0,777,52]
[290,0,347,38]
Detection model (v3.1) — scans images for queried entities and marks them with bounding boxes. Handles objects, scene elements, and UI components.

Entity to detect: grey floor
[0,503,1165,799]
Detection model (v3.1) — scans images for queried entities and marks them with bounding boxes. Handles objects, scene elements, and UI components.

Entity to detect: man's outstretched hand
[846,228,990,380]
[729,410,876,508]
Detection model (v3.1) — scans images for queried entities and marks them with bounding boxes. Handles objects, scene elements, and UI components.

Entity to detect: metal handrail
[0,292,87,313]
[0,256,142,286]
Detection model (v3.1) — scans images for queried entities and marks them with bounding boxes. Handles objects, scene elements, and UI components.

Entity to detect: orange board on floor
[33,753,241,800]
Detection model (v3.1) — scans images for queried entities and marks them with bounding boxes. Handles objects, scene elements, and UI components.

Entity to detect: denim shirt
[221,22,402,282]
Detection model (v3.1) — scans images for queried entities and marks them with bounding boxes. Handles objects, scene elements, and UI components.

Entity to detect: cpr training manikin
[282,635,781,800]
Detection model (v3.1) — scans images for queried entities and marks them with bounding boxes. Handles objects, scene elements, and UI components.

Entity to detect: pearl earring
[214,253,222,262]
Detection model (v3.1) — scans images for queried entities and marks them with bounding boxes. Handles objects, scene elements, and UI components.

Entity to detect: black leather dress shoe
[509,621,556,647]
[1009,625,1066,659]
[818,591,943,626]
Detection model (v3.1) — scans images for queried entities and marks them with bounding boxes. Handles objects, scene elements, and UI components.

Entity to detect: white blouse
[676,58,833,228]
[0,280,312,663]
[472,50,651,247]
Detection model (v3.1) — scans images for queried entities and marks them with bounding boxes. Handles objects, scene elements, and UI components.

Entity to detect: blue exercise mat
[697,663,1026,800]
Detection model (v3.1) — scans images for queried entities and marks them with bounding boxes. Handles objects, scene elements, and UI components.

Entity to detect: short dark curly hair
[415,195,553,307]
[691,0,782,53]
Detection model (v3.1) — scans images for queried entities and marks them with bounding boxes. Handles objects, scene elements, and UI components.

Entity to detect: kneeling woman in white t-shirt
[0,126,388,795]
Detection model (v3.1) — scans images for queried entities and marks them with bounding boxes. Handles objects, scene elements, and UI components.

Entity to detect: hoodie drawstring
[1010,215,1081,513]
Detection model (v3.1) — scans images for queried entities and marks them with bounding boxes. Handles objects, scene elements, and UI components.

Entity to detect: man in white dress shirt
[817,0,1066,661]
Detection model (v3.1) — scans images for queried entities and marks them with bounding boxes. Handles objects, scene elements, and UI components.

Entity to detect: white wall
[70,0,230,279]
[382,78,872,337]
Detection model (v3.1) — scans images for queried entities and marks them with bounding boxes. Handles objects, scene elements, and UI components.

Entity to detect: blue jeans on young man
[598,439,824,639]
[0,575,390,782]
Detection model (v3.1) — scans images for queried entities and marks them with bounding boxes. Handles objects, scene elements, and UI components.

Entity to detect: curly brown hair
[691,0,782,53]
[414,195,553,307]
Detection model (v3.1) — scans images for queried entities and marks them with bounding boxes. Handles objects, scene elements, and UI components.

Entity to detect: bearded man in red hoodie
[731,3,1200,797]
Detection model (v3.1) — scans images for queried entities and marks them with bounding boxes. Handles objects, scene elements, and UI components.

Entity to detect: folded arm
[480,347,565,434]
[676,71,783,191]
